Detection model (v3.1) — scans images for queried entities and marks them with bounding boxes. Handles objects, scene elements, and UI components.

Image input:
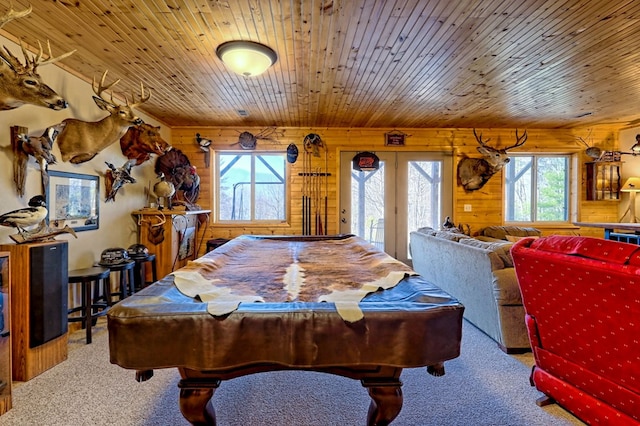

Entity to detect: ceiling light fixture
[216,41,277,77]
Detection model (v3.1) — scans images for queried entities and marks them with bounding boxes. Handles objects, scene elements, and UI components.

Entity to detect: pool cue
[324,147,328,235]
[316,167,323,235]
[302,147,307,234]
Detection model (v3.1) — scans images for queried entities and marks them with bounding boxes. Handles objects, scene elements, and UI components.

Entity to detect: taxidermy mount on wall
[0,5,75,111]
[457,129,527,192]
[155,149,201,206]
[54,70,150,164]
[120,123,172,166]
[104,160,136,202]
[11,125,57,197]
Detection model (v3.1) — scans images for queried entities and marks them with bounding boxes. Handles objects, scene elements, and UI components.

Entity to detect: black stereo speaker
[29,242,68,348]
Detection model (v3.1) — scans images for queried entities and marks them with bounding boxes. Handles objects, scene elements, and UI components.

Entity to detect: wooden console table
[574,222,640,243]
[132,209,210,279]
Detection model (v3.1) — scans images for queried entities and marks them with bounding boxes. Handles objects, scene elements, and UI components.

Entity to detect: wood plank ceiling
[2,0,640,130]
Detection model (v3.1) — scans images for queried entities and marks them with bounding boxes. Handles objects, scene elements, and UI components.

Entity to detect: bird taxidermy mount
[195,133,212,167]
[155,149,201,207]
[0,195,76,244]
[0,4,76,111]
[104,160,136,202]
[120,123,172,166]
[11,125,58,197]
[54,70,150,164]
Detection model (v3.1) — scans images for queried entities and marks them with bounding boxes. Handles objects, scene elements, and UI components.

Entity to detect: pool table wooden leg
[361,378,403,426]
[178,377,220,425]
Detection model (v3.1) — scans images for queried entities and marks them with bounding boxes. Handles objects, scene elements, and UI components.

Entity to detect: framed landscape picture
[47,171,99,232]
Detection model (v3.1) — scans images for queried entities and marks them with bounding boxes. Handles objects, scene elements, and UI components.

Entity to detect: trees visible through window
[505,155,570,222]
[217,152,286,222]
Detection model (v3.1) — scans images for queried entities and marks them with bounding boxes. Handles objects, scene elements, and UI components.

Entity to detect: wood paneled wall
[170,125,620,256]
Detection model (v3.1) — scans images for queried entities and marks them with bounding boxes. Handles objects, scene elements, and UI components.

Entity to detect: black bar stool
[68,266,110,344]
[99,259,136,303]
[132,253,157,292]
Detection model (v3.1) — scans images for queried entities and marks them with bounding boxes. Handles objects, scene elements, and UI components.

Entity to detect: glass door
[339,151,453,264]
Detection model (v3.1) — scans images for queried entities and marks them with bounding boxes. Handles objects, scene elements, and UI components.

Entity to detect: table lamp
[621,177,640,222]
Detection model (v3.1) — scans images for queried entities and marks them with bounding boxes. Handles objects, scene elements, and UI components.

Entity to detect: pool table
[107,234,464,425]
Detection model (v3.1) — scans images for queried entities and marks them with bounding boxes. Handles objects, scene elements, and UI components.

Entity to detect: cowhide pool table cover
[107,234,464,425]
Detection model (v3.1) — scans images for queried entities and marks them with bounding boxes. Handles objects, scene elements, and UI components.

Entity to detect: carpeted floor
[0,319,585,426]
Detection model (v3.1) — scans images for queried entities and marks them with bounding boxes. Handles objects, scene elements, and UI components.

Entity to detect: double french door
[339,152,453,264]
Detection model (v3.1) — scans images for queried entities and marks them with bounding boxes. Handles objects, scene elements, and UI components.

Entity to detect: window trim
[503,152,578,225]
[213,150,289,225]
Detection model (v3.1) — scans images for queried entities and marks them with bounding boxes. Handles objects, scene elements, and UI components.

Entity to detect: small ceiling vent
[237,109,249,116]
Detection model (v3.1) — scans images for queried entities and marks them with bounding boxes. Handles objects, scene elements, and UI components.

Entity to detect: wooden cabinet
[0,241,68,382]
[585,161,621,201]
[0,252,11,415]
[132,209,210,279]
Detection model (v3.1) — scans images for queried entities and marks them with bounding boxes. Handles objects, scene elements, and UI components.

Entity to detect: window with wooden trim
[215,152,287,222]
[505,154,571,223]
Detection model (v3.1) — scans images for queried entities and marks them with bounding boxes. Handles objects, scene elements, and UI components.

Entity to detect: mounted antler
[457,129,528,192]
[0,4,32,28]
[55,70,151,163]
[0,5,76,110]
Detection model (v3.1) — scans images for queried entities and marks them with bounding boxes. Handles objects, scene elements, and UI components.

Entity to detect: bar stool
[68,266,110,344]
[99,259,135,303]
[132,253,158,292]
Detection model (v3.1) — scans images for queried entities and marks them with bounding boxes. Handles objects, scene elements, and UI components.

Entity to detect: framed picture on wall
[47,171,99,232]
[385,130,407,146]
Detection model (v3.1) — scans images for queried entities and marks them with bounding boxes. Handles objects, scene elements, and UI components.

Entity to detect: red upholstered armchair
[511,236,640,426]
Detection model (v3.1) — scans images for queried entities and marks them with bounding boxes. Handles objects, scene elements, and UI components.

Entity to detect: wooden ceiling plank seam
[465,3,640,122]
[322,0,373,125]
[344,0,482,127]
[32,0,195,115]
[357,0,489,127]
[329,0,418,126]
[379,0,533,107]
[354,0,478,126]
[324,0,426,126]
[367,0,583,127]
[139,0,251,120]
[309,0,344,124]
[101,0,219,113]
[486,1,640,90]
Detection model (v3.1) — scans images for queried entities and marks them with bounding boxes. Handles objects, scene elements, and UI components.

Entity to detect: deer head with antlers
[0,5,76,110]
[457,129,528,192]
[55,70,151,164]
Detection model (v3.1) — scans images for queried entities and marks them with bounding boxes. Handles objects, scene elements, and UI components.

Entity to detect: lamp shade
[621,177,640,192]
[216,41,277,77]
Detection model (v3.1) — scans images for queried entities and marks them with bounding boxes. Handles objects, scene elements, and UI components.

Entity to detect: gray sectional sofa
[409,226,541,353]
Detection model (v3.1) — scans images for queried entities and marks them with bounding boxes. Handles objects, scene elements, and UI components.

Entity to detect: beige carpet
[0,319,585,426]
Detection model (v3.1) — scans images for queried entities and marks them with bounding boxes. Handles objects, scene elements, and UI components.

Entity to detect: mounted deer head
[55,70,151,164]
[457,129,527,192]
[0,5,76,110]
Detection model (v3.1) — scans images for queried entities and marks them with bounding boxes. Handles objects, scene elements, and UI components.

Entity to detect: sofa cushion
[434,230,471,242]
[492,268,522,305]
[481,225,542,240]
[416,226,437,235]
[530,235,639,264]
[459,238,515,268]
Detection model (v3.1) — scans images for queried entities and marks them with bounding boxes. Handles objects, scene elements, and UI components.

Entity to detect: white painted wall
[0,34,171,269]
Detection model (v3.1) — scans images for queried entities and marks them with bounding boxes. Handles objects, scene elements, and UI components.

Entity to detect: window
[505,155,570,222]
[216,152,287,222]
